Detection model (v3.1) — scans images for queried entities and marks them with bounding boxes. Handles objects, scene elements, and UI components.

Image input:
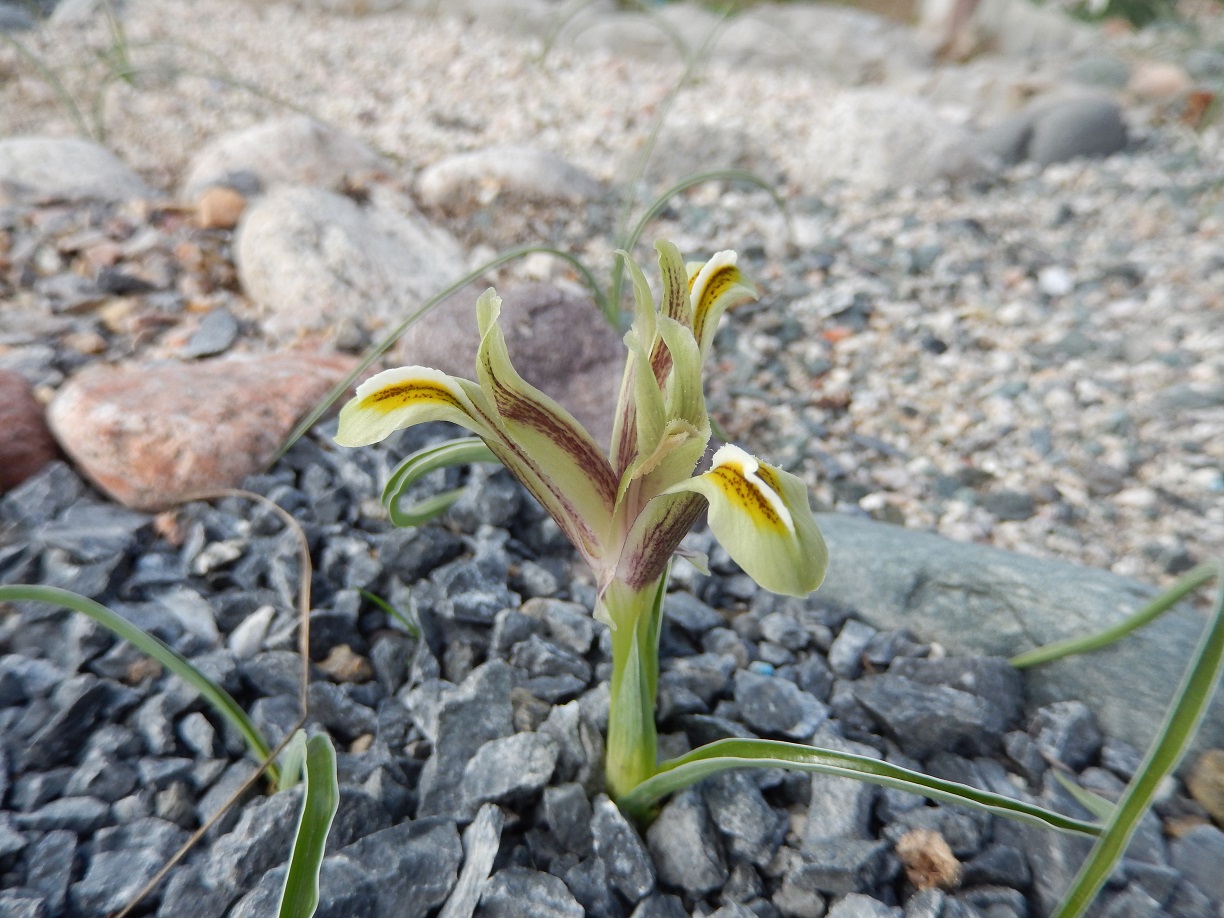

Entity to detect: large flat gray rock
[812,513,1222,763]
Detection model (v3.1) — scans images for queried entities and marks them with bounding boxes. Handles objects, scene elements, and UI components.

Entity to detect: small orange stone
[895,829,963,890]
[1187,749,1224,827]
[317,644,374,683]
[822,326,853,344]
[196,186,247,230]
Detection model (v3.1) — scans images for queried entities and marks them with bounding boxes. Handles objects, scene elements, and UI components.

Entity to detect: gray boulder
[799,89,993,193]
[181,116,388,200]
[812,513,1223,764]
[975,94,1128,168]
[0,138,152,204]
[234,184,465,343]
[415,145,601,212]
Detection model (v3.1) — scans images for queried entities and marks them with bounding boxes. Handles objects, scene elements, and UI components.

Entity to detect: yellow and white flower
[336,241,827,626]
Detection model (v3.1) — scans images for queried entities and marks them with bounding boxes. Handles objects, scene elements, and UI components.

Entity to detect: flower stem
[602,575,668,803]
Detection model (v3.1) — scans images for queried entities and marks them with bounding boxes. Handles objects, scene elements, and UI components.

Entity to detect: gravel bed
[2,424,1223,917]
[2,2,1224,914]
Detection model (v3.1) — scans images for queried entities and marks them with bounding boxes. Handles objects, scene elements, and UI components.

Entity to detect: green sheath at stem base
[603,575,668,802]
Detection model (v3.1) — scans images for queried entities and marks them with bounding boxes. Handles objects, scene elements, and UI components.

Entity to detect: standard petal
[656,240,692,327]
[474,288,618,551]
[667,444,827,597]
[687,251,758,358]
[335,366,490,447]
[614,489,706,591]
[656,314,706,430]
[611,255,666,480]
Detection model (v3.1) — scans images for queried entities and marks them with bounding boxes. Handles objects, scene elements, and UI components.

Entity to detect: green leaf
[358,588,419,638]
[602,575,668,800]
[277,731,309,794]
[1052,772,1116,822]
[382,436,500,528]
[278,732,340,918]
[1051,560,1224,917]
[1010,561,1221,668]
[0,585,278,783]
[616,737,1104,834]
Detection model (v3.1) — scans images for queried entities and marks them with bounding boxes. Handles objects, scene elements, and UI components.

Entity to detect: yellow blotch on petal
[703,446,795,535]
[359,380,465,413]
[692,264,744,344]
[336,365,481,448]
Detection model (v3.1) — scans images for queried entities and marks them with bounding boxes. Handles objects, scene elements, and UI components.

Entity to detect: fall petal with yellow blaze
[334,366,492,447]
[666,444,828,597]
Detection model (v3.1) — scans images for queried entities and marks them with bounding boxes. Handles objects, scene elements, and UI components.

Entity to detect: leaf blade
[617,736,1102,836]
[278,732,340,918]
[0,585,277,781]
[1051,561,1224,917]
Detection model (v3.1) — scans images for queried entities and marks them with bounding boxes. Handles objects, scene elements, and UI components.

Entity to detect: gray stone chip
[592,795,656,903]
[461,732,558,809]
[734,669,828,739]
[645,788,728,895]
[478,866,584,918]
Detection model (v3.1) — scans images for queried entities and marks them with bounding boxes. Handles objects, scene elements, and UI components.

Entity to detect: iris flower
[336,240,827,796]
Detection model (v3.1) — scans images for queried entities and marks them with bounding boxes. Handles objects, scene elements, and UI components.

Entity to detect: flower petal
[687,251,758,358]
[474,288,618,552]
[667,444,827,597]
[614,490,706,591]
[335,366,492,447]
[655,314,706,429]
[656,240,692,327]
[611,253,667,480]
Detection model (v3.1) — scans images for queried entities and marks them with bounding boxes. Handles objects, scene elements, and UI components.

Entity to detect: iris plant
[336,241,828,800]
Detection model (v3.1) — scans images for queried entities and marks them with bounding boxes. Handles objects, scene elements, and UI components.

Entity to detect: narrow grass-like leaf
[1010,561,1221,669]
[540,0,691,65]
[278,732,340,918]
[382,436,497,505]
[1052,560,1224,918]
[1052,772,1116,822]
[616,736,1103,835]
[382,436,500,527]
[277,730,309,795]
[0,584,277,781]
[277,246,611,458]
[359,588,419,637]
[621,169,791,258]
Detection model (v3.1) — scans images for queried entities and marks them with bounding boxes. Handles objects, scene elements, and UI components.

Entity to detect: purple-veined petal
[614,490,707,592]
[611,254,667,481]
[474,288,618,554]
